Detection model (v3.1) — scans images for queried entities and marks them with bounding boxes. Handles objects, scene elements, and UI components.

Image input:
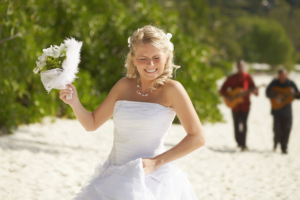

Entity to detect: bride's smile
[144,68,157,73]
[132,43,167,81]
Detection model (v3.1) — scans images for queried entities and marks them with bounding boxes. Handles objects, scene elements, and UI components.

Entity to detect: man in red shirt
[220,60,258,151]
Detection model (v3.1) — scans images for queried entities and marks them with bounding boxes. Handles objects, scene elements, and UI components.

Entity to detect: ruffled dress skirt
[72,158,198,200]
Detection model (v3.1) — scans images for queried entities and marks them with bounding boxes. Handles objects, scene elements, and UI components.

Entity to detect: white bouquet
[33,38,83,100]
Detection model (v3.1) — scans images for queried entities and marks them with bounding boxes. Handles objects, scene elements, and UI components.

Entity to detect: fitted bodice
[108,100,176,165]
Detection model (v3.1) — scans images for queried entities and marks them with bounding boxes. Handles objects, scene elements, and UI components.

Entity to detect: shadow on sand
[207,146,274,154]
[0,135,99,155]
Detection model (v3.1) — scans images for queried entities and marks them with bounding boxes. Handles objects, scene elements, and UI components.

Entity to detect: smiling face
[131,43,168,82]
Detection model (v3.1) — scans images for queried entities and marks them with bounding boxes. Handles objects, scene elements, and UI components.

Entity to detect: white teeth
[145,69,157,72]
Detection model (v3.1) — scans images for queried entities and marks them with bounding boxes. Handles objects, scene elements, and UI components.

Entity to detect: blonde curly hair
[125,25,180,90]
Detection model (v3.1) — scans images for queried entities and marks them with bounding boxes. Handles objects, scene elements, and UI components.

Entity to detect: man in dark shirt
[266,68,300,154]
[220,60,258,151]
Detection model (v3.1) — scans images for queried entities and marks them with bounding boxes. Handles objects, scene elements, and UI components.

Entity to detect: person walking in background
[220,60,258,151]
[266,68,300,154]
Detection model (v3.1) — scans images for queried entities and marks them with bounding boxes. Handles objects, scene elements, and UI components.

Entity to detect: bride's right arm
[59,78,126,131]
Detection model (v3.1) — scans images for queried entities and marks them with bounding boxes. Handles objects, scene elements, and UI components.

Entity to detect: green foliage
[172,35,230,123]
[0,0,227,134]
[2,0,298,133]
[268,0,300,63]
[168,0,298,66]
[238,17,294,65]
[213,17,294,66]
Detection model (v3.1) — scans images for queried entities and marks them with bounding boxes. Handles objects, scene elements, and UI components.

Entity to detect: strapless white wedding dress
[73,100,198,200]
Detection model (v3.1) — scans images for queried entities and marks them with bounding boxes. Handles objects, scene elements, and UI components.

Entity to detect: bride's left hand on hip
[142,158,159,175]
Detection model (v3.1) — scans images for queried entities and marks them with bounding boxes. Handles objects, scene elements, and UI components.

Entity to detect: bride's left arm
[143,80,205,174]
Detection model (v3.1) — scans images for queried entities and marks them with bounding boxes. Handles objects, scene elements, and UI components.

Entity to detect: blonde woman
[60,25,205,200]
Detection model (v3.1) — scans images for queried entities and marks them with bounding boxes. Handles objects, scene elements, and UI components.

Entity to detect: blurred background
[1,0,300,133]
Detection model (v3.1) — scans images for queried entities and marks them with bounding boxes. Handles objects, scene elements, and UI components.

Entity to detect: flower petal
[169,42,174,51]
[128,37,131,46]
[166,33,172,40]
[33,67,39,74]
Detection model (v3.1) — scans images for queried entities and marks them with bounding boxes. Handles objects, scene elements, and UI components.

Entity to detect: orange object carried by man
[266,68,300,154]
[269,86,300,110]
[223,84,264,109]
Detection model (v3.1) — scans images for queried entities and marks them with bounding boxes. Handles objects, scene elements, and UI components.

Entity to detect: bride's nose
[147,59,154,66]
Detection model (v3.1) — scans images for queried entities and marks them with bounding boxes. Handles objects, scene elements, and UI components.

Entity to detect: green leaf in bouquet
[44,55,67,71]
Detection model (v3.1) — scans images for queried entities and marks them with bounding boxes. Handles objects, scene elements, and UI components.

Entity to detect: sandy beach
[1,73,300,200]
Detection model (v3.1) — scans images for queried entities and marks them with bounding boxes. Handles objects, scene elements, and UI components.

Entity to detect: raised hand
[59,84,79,107]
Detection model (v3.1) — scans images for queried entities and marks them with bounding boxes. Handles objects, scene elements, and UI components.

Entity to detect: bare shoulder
[106,77,135,101]
[161,79,198,120]
[163,79,185,94]
[162,79,188,108]
[113,77,135,91]
[115,77,133,86]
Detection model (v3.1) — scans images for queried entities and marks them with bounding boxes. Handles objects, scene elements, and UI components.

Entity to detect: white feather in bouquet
[62,38,82,83]
[34,38,83,99]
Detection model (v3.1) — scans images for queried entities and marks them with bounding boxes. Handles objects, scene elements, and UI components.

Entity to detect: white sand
[1,74,300,200]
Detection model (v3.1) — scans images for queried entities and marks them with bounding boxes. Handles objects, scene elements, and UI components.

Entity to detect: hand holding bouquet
[33,38,83,100]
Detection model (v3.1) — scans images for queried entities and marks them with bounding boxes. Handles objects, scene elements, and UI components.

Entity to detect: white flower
[52,43,67,57]
[128,37,131,47]
[166,33,172,40]
[38,54,47,63]
[36,60,45,70]
[169,42,174,52]
[43,44,65,58]
[33,60,45,74]
[36,60,42,67]
[53,49,61,58]
[33,67,39,74]
[43,46,54,56]
[58,43,66,53]
[166,33,174,51]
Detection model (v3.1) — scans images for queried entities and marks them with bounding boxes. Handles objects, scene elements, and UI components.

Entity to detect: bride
[60,25,205,200]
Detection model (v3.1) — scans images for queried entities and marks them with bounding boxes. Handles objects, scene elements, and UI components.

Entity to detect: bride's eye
[154,57,160,59]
